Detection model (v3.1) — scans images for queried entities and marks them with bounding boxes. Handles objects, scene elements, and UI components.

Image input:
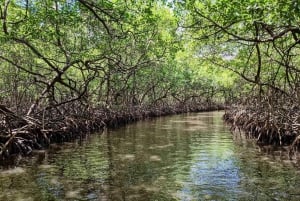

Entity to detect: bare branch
[78,0,111,35]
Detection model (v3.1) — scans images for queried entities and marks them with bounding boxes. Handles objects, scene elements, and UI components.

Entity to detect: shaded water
[1,111,300,201]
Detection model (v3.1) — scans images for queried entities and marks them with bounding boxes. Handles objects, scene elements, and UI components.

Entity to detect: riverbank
[0,103,223,162]
[3,111,299,201]
[223,101,300,156]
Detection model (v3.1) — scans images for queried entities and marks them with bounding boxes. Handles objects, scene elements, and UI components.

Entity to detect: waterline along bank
[0,103,223,162]
[224,100,300,158]
[1,112,300,201]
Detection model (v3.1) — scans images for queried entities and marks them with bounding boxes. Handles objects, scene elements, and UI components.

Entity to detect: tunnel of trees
[0,0,299,159]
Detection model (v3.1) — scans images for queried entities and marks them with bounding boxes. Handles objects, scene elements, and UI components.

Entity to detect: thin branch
[194,9,300,43]
[0,55,46,79]
[78,0,111,35]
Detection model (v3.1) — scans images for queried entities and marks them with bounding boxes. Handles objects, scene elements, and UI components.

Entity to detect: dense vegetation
[184,0,300,154]
[0,0,299,159]
[0,0,230,114]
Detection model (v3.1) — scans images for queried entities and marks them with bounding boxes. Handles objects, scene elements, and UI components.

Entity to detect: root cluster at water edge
[0,103,223,162]
[224,99,300,156]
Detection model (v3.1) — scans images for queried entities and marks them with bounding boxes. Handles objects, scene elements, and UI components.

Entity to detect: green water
[1,111,300,201]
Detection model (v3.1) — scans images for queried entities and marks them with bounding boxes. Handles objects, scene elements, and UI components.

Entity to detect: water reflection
[1,111,300,200]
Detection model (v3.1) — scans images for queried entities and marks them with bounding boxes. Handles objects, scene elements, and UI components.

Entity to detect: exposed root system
[224,98,300,157]
[0,103,223,162]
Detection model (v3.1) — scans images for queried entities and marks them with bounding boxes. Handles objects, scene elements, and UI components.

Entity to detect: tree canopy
[1,0,299,115]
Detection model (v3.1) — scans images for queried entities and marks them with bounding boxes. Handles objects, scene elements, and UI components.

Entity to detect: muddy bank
[0,103,223,163]
[224,101,300,156]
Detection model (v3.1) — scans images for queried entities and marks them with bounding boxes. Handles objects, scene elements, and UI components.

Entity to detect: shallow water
[1,111,300,201]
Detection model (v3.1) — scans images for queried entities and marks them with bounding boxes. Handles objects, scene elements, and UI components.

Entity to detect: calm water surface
[1,111,300,201]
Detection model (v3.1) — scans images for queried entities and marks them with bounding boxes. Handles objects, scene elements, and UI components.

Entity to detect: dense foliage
[183,0,300,148]
[0,0,233,116]
[184,0,300,101]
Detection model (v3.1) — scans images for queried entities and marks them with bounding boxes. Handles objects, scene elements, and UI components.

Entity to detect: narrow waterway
[1,111,300,201]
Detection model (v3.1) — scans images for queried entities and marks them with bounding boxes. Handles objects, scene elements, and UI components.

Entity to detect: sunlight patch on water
[183,125,209,131]
[171,120,206,125]
[65,189,82,199]
[172,190,196,201]
[161,125,173,130]
[50,177,60,185]
[38,164,53,169]
[149,155,162,162]
[130,184,161,193]
[15,198,33,201]
[156,175,167,181]
[0,167,25,175]
[149,143,174,149]
[137,144,144,149]
[119,154,135,160]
